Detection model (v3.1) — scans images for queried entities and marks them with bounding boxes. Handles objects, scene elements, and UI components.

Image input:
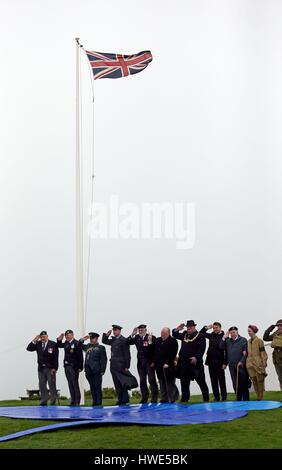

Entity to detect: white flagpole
[75,37,85,405]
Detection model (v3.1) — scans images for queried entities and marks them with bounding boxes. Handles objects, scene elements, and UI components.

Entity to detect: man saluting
[128,324,158,404]
[102,325,137,406]
[57,329,84,406]
[79,332,107,406]
[172,320,209,402]
[26,331,59,406]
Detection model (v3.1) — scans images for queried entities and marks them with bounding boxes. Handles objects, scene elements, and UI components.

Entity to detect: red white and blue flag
[85,50,153,80]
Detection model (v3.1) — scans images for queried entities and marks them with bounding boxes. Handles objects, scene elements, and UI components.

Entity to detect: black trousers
[180,363,209,402]
[111,367,129,404]
[65,365,81,405]
[229,364,250,401]
[156,367,179,403]
[208,363,227,400]
[85,371,103,405]
[137,359,158,403]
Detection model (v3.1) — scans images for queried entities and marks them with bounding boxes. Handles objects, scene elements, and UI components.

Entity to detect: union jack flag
[85,50,153,80]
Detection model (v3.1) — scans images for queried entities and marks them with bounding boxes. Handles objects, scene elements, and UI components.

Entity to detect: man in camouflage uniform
[263,319,282,391]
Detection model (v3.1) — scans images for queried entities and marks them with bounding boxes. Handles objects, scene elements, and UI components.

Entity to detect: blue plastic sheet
[0,401,280,442]
[0,400,280,421]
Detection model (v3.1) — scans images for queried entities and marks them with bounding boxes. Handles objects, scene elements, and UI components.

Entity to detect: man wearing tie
[128,324,158,404]
[26,330,59,406]
[57,329,84,406]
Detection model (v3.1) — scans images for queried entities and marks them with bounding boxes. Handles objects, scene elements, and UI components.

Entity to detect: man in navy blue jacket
[26,330,59,405]
[57,329,84,406]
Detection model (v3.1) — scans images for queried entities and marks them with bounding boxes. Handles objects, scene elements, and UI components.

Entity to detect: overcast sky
[1,0,282,400]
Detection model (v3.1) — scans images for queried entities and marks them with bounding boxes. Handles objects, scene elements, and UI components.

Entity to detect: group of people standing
[27,319,282,406]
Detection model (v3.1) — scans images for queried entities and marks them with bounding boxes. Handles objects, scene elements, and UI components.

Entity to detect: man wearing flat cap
[263,319,282,390]
[172,320,209,402]
[57,329,84,406]
[79,332,107,406]
[26,331,59,406]
[128,324,158,404]
[102,325,137,405]
[220,326,249,400]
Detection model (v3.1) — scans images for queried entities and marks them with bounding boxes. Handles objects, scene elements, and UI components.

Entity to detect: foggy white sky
[1,0,282,400]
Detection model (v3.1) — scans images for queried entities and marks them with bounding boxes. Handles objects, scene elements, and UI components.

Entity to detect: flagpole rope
[79,46,84,244]
[82,47,95,329]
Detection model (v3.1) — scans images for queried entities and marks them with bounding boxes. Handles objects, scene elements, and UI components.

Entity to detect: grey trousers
[38,367,57,405]
[65,365,81,404]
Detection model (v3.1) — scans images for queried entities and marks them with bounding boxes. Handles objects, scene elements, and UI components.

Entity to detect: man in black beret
[57,329,84,406]
[26,331,59,406]
[128,324,158,404]
[172,320,209,402]
[102,325,137,405]
[79,333,107,406]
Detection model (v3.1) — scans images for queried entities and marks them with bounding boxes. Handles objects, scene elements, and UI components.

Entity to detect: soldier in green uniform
[263,319,282,391]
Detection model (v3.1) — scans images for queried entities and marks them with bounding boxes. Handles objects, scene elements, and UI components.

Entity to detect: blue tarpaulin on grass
[0,401,280,442]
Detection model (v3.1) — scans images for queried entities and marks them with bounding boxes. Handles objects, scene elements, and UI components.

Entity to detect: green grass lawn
[0,391,281,449]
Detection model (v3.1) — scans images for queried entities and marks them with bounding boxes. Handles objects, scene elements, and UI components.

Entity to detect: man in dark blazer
[26,330,59,405]
[200,322,227,401]
[128,324,158,404]
[152,327,179,403]
[102,325,137,405]
[172,320,209,402]
[57,329,84,406]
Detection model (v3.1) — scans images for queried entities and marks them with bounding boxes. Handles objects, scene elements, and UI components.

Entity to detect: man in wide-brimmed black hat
[263,319,282,390]
[172,320,209,402]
